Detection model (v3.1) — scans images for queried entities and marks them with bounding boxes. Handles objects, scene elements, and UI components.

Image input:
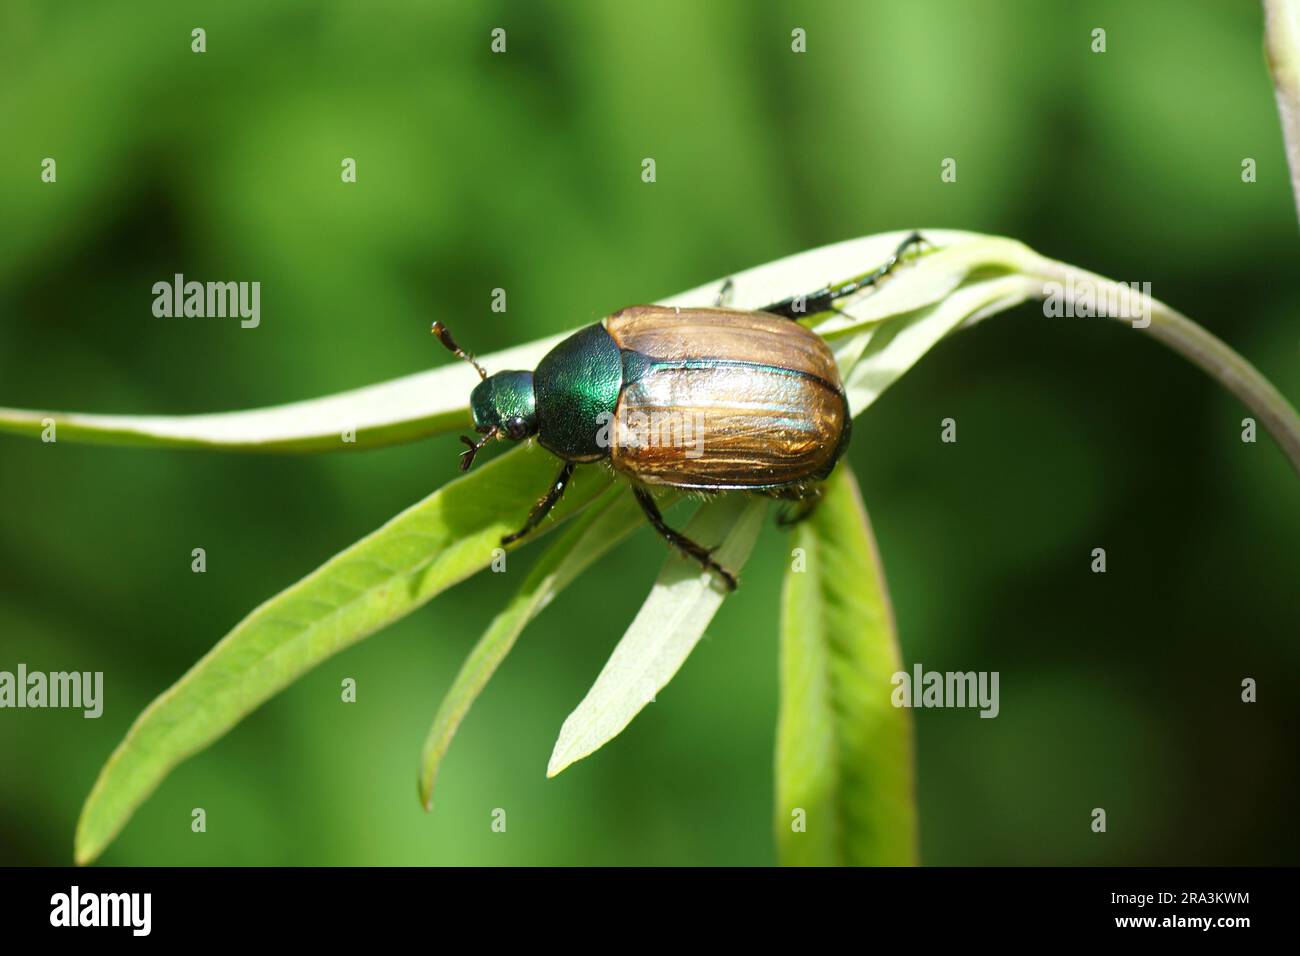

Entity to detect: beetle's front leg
[761,231,930,319]
[632,486,737,590]
[502,460,576,545]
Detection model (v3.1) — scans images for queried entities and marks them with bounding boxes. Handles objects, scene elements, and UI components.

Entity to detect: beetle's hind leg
[502,461,576,545]
[761,231,930,319]
[632,486,737,590]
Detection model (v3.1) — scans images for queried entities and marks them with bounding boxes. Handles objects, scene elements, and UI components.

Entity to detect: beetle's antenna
[458,428,498,471]
[432,321,487,381]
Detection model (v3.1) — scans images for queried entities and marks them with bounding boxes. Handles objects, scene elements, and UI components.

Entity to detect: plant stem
[1017,251,1300,476]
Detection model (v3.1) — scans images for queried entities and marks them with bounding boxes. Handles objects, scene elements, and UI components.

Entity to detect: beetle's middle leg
[502,461,576,545]
[761,231,929,320]
[632,487,737,590]
[765,483,825,528]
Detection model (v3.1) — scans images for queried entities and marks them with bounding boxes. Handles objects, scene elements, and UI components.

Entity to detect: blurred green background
[1,0,1297,866]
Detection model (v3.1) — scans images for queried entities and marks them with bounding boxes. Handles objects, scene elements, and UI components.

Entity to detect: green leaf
[775,465,916,866]
[74,442,611,864]
[418,486,645,809]
[823,233,1300,474]
[0,333,570,452]
[546,495,767,778]
[6,231,1296,473]
[834,273,1040,416]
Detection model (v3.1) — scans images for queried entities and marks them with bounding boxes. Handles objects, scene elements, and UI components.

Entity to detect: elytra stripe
[622,351,844,399]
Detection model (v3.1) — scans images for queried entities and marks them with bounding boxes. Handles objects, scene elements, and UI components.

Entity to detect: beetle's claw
[458,434,479,471]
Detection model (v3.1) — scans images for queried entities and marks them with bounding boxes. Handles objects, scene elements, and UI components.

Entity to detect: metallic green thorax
[470,370,537,438]
[533,323,623,460]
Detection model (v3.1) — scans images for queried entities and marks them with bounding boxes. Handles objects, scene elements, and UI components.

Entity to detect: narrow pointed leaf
[418,487,645,809]
[74,442,611,864]
[836,273,1039,415]
[7,231,1294,472]
[0,333,568,452]
[776,465,915,866]
[546,496,766,777]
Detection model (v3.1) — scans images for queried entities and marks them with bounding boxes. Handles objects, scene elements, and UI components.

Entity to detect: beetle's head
[433,321,537,471]
[470,371,537,441]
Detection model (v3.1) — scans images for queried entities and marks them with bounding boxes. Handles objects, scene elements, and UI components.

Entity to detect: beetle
[433,233,927,589]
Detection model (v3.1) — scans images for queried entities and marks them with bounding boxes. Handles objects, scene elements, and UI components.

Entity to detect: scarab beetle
[434,233,926,589]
